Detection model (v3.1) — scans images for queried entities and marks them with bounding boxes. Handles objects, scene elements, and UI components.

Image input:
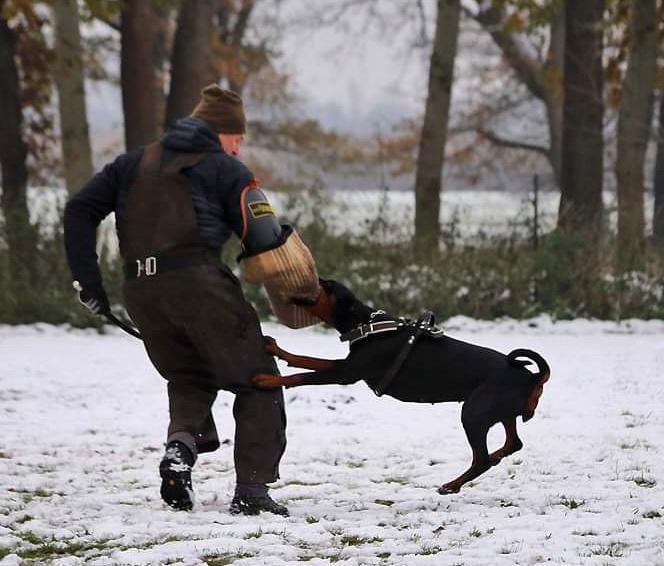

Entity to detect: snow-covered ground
[1,319,663,566]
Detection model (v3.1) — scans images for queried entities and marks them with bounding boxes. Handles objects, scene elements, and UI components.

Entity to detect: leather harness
[340,310,445,397]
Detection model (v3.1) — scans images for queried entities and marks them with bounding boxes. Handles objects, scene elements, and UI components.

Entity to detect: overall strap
[137,142,163,175]
[161,150,206,174]
[119,144,206,261]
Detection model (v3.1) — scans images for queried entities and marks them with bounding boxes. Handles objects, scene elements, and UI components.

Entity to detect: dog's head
[293,278,371,334]
[522,371,550,422]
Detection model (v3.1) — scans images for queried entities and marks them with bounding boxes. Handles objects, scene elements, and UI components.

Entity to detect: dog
[253,279,550,494]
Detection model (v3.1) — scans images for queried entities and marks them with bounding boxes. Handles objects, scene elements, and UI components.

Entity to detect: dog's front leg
[253,365,354,390]
[252,372,307,389]
[264,336,341,371]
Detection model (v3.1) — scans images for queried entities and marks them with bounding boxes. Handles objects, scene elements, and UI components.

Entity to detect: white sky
[86,1,434,141]
[274,9,430,134]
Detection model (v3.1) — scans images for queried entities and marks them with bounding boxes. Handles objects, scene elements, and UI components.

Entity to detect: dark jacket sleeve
[63,150,142,287]
[219,156,258,239]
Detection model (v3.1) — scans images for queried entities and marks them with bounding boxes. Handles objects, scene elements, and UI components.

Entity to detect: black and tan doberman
[253,279,551,494]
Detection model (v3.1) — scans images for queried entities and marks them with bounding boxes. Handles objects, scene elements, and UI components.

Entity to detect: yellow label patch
[248,201,275,218]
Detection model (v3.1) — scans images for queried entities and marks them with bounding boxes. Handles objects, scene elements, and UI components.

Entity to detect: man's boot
[159,441,195,511]
[229,483,289,516]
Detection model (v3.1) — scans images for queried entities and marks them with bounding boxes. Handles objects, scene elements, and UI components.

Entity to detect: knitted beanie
[190,84,246,134]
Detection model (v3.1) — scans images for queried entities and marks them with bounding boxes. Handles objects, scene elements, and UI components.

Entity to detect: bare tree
[0,1,36,293]
[654,94,664,244]
[165,0,217,128]
[53,0,93,193]
[152,2,173,132]
[558,0,604,238]
[469,2,564,187]
[615,0,657,268]
[216,0,257,93]
[121,0,164,150]
[414,0,461,255]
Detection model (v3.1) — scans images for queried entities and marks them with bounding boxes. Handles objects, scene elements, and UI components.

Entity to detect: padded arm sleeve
[238,183,286,257]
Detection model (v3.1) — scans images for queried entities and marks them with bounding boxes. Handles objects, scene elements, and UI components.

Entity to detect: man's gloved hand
[73,281,110,315]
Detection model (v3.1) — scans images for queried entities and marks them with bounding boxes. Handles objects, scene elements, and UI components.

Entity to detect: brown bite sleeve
[241,229,320,328]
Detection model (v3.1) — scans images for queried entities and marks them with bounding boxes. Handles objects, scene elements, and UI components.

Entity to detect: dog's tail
[508,349,550,383]
[508,349,551,422]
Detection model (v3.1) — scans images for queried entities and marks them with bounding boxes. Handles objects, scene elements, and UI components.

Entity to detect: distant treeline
[0,1,663,323]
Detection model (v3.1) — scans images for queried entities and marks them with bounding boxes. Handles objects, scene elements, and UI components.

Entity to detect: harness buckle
[136,256,157,277]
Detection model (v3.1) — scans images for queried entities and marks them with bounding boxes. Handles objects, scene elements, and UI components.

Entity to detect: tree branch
[466,4,545,100]
[478,128,549,156]
[218,0,232,44]
[95,14,120,33]
[414,0,427,47]
[232,0,255,47]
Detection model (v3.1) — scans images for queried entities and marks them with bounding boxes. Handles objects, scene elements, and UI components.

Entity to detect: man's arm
[218,158,280,249]
[219,158,320,328]
[63,150,141,310]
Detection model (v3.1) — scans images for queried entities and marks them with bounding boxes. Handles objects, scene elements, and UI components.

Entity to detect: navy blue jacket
[64,118,254,288]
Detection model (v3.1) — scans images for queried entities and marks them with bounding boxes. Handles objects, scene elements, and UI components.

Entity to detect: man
[64,85,310,516]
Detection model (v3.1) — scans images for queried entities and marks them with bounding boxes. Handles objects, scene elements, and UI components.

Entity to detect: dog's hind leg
[487,417,523,466]
[438,424,491,494]
[438,393,495,494]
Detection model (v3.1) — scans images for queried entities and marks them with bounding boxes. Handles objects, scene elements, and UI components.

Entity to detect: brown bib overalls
[119,143,286,484]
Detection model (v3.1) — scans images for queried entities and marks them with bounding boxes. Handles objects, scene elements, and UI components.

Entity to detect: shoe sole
[160,466,194,511]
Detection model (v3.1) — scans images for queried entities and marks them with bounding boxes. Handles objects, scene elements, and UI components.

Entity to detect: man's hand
[73,281,110,315]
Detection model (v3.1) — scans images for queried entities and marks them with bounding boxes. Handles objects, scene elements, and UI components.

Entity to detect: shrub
[1,190,663,325]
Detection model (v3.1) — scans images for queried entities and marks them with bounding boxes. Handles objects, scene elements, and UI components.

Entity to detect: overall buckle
[136,256,157,277]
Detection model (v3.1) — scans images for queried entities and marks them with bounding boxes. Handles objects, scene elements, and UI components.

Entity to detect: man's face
[219,133,244,156]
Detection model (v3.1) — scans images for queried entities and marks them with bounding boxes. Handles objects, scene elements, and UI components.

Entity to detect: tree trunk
[225,0,256,94]
[53,0,93,193]
[414,0,461,256]
[558,0,604,238]
[615,0,657,269]
[544,8,565,189]
[165,0,217,128]
[0,6,36,293]
[152,2,172,131]
[121,0,162,150]
[653,94,664,245]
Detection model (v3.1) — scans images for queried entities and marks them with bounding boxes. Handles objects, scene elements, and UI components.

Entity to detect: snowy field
[30,187,657,246]
[1,318,664,566]
[269,190,656,241]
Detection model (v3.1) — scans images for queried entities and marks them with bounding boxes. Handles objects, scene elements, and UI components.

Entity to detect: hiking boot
[229,493,289,517]
[159,441,195,511]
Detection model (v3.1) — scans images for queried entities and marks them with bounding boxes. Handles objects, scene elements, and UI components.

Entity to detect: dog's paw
[263,336,279,357]
[252,373,283,389]
[488,453,504,466]
[437,483,460,495]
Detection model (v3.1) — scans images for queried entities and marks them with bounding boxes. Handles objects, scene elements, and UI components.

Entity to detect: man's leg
[172,266,290,514]
[167,381,220,454]
[160,380,218,510]
[230,386,288,516]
